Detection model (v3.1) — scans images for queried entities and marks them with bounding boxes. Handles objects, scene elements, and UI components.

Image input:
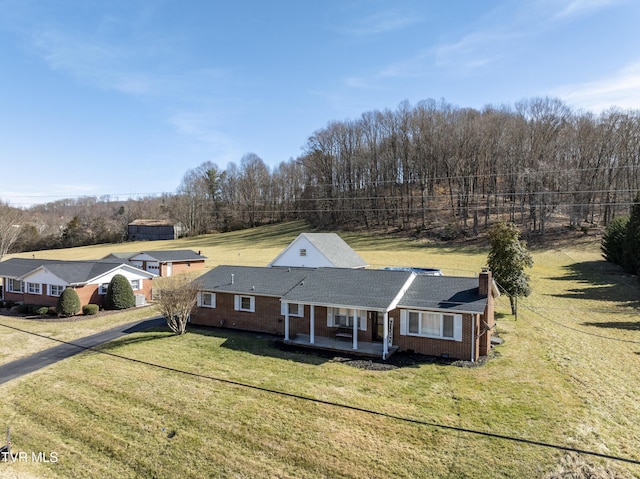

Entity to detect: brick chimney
[479,267,491,296]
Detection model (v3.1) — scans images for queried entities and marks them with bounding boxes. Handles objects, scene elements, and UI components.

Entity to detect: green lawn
[0,223,639,478]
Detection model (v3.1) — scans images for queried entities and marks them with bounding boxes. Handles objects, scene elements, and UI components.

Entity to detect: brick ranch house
[102,250,207,277]
[191,265,498,362]
[0,258,155,309]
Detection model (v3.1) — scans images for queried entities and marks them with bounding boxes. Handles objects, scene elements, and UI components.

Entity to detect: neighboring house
[268,233,367,269]
[127,219,181,241]
[102,250,207,277]
[190,265,497,361]
[0,258,155,308]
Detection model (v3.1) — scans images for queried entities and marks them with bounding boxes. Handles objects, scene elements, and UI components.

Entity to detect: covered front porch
[282,334,398,359]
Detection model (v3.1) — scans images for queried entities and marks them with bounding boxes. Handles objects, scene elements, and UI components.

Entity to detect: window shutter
[327,308,333,327]
[197,292,202,307]
[249,297,255,313]
[454,315,463,342]
[359,310,367,331]
[400,310,408,335]
[234,295,240,311]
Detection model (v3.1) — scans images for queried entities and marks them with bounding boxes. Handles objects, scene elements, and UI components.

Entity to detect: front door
[370,311,384,342]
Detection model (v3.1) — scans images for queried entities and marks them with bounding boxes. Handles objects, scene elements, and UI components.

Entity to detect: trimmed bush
[56,288,81,317]
[37,306,50,316]
[82,304,99,315]
[105,274,135,310]
[17,304,31,314]
[4,300,15,309]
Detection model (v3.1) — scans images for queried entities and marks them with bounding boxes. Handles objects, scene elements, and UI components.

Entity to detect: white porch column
[284,306,290,341]
[310,305,315,344]
[383,312,389,360]
[352,308,358,350]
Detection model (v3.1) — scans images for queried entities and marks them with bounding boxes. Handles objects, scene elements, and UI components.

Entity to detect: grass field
[0,222,639,478]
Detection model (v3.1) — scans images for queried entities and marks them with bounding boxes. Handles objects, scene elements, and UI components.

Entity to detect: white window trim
[281,302,304,317]
[198,291,216,308]
[7,279,22,293]
[49,284,65,297]
[130,279,141,291]
[327,308,366,331]
[234,295,255,313]
[400,310,462,341]
[27,282,41,295]
[99,283,110,295]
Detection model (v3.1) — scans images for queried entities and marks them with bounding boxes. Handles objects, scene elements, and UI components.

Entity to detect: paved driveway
[0,316,165,385]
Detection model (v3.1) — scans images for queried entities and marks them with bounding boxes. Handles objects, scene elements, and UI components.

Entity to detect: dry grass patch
[1,223,639,477]
[0,306,159,364]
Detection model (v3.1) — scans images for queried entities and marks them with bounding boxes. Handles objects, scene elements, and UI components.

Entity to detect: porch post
[352,308,358,350]
[284,305,290,341]
[383,312,389,360]
[310,305,315,344]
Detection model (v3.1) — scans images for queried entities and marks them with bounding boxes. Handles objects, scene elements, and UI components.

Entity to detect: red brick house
[102,250,207,277]
[190,265,498,362]
[0,258,155,309]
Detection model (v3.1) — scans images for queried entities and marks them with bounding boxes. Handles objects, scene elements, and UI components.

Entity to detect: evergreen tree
[487,222,533,317]
[623,195,640,275]
[56,288,81,317]
[601,216,629,267]
[105,274,136,310]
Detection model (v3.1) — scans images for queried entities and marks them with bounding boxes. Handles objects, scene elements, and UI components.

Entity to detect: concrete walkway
[0,316,165,385]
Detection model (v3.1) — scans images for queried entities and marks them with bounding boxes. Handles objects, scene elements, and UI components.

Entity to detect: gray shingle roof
[0,258,152,284]
[302,234,367,268]
[195,265,487,313]
[398,275,487,314]
[139,250,207,262]
[197,266,311,297]
[283,268,413,310]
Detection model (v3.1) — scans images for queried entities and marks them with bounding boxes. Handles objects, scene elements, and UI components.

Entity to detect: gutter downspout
[470,314,475,363]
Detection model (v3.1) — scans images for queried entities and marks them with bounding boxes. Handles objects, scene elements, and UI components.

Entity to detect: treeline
[5,96,640,254]
[176,97,640,237]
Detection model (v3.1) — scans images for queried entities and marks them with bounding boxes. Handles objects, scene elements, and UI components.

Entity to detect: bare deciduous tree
[155,275,200,335]
[0,202,24,260]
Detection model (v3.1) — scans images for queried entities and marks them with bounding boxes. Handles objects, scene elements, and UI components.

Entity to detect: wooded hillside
[4,96,640,252]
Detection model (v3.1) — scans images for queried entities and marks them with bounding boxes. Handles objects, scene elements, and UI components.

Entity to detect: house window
[234,295,255,312]
[288,303,302,317]
[99,283,110,295]
[27,282,41,295]
[282,302,303,317]
[402,311,461,341]
[49,285,65,297]
[328,308,366,330]
[299,248,307,257]
[7,279,22,293]
[130,279,141,290]
[200,292,216,308]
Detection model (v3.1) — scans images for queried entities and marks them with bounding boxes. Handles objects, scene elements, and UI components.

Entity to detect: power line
[0,321,638,467]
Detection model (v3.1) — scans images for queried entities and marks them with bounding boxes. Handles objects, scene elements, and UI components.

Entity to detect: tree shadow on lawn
[547,260,640,308]
[582,321,640,331]
[188,326,450,370]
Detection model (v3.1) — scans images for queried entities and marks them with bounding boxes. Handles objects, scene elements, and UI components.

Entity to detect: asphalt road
[0,316,165,385]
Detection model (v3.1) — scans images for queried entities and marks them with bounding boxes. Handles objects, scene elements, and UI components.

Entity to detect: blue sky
[1,0,640,207]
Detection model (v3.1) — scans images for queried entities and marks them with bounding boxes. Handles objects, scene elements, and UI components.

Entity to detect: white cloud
[552,0,624,20]
[340,10,421,36]
[169,110,238,161]
[551,61,640,111]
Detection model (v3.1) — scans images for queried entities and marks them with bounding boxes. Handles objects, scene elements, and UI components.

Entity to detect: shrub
[601,216,628,267]
[17,304,31,314]
[37,306,50,316]
[4,300,15,309]
[82,304,99,315]
[56,288,81,317]
[105,274,135,310]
